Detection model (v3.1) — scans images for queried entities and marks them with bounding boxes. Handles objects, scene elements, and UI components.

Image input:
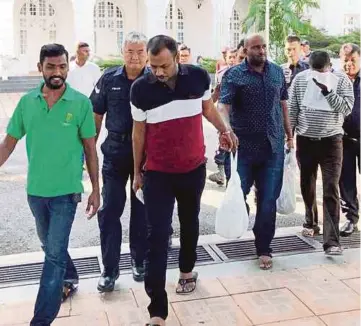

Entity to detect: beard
[248,56,266,67]
[44,76,66,89]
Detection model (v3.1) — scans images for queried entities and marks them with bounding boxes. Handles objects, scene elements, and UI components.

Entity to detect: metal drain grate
[314,232,360,249]
[119,245,218,272]
[210,235,316,261]
[0,257,100,285]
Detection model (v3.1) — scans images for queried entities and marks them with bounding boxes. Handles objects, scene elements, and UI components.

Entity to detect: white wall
[0,0,14,56]
[308,0,360,35]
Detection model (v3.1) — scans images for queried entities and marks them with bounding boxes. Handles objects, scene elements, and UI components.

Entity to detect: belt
[108,132,132,142]
[301,134,342,142]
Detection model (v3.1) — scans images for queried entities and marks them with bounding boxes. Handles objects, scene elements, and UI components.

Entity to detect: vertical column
[144,0,168,37]
[0,0,15,56]
[0,0,16,77]
[72,0,97,49]
[213,0,234,55]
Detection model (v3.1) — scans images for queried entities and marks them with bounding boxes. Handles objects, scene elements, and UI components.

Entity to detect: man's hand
[219,131,239,152]
[86,190,100,219]
[286,138,294,150]
[312,78,328,92]
[132,173,144,193]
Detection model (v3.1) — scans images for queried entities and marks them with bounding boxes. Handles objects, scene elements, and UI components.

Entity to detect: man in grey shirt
[288,51,354,255]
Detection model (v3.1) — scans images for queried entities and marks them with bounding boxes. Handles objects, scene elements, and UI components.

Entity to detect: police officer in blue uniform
[90,32,149,292]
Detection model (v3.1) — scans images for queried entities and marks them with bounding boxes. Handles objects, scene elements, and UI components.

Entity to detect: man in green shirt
[0,44,100,326]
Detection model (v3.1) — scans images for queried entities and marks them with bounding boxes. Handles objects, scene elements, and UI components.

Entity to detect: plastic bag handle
[231,150,238,175]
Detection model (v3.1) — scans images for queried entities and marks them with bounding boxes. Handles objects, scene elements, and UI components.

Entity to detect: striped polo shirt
[130,64,211,173]
[288,70,354,138]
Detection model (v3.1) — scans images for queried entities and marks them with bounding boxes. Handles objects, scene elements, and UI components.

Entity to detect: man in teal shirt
[0,44,100,326]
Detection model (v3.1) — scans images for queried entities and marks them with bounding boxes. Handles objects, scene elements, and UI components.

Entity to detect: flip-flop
[259,256,272,270]
[176,271,198,295]
[302,228,315,237]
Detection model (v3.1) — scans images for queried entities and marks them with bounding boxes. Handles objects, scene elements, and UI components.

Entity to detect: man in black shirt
[339,43,360,236]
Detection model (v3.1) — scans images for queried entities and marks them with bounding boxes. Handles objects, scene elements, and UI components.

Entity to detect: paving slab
[171,296,252,326]
[319,310,361,326]
[232,288,314,325]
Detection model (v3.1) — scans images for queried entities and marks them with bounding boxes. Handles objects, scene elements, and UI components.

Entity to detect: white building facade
[0,0,251,75]
[0,0,359,76]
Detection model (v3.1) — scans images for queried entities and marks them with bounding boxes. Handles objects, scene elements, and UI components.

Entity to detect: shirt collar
[242,58,270,73]
[31,82,74,101]
[113,66,125,77]
[113,65,150,78]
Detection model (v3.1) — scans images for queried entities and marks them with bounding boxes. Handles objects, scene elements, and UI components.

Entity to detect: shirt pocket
[107,88,129,106]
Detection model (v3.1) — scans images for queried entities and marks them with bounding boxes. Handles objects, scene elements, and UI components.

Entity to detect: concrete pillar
[72,0,97,50]
[0,0,15,57]
[144,0,168,37]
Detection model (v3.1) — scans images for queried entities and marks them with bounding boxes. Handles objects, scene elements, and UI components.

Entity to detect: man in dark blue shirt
[339,43,360,236]
[219,34,294,270]
[281,35,309,89]
[90,32,149,291]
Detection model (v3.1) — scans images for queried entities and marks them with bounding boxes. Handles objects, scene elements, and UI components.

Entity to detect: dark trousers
[340,136,360,224]
[28,195,78,326]
[296,135,343,249]
[143,164,206,320]
[225,148,284,256]
[98,153,147,274]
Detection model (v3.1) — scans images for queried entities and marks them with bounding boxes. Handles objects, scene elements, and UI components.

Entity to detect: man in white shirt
[67,42,101,97]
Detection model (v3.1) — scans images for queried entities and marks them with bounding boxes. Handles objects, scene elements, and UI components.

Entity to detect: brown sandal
[176,271,198,294]
[259,256,273,270]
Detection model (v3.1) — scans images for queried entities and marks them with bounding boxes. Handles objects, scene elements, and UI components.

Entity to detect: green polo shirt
[7,82,96,197]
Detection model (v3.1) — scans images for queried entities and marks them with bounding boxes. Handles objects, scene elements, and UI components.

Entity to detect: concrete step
[7,76,42,81]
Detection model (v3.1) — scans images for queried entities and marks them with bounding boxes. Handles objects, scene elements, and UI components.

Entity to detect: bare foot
[149,316,165,326]
[259,256,272,270]
[176,271,198,294]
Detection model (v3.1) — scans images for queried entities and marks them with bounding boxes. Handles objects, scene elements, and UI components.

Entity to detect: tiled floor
[0,261,359,326]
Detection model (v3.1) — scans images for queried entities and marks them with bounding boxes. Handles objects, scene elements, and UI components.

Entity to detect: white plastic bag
[277,148,297,215]
[215,151,249,239]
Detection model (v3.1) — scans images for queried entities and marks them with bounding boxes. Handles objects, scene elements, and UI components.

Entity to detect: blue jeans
[225,149,284,256]
[214,148,226,165]
[28,194,78,326]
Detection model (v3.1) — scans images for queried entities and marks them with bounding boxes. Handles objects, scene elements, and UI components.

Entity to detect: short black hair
[227,48,238,54]
[179,44,191,53]
[301,40,310,46]
[309,51,330,70]
[39,43,69,65]
[237,39,245,50]
[147,35,178,57]
[286,35,301,43]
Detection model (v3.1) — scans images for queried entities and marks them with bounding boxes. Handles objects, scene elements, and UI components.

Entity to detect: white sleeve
[93,65,102,87]
[202,86,211,101]
[131,102,147,121]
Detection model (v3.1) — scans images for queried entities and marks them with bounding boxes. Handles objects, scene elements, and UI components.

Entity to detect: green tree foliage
[242,0,319,61]
[300,27,360,57]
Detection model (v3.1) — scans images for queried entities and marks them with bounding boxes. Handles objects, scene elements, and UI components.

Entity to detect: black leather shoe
[97,270,119,292]
[340,220,358,237]
[131,259,145,282]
